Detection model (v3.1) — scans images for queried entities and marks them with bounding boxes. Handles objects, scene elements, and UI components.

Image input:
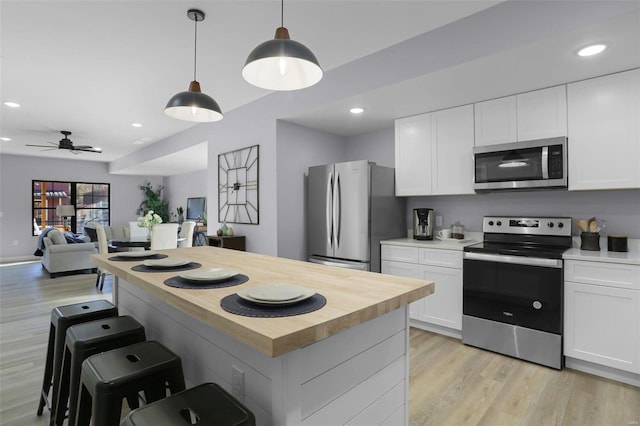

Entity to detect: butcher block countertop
[92,246,433,357]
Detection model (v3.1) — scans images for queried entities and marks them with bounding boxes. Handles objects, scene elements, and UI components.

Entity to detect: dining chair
[95,224,110,291]
[129,221,149,242]
[150,223,179,250]
[178,221,196,248]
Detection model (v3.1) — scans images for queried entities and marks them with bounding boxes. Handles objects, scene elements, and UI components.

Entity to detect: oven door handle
[463,252,563,268]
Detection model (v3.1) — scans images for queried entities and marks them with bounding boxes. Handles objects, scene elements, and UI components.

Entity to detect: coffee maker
[413,208,434,240]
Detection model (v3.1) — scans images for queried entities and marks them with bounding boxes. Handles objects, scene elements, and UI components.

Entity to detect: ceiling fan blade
[73,145,102,153]
[26,142,58,148]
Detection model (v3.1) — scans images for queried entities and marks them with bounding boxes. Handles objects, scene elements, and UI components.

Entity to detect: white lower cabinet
[564,260,640,375]
[382,245,462,336]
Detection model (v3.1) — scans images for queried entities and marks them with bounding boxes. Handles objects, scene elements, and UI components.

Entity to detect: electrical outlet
[436,216,443,227]
[231,365,245,401]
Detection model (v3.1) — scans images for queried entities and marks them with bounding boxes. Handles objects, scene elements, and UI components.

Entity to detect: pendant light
[165,9,223,122]
[242,0,322,91]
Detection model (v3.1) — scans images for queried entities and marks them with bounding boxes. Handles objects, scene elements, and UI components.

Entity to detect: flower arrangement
[137,210,163,232]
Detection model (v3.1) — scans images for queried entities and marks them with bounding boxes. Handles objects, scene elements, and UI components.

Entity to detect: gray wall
[346,127,395,168]
[276,120,347,261]
[164,169,207,222]
[0,154,162,261]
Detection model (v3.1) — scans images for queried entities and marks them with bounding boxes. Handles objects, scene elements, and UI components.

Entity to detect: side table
[207,236,246,251]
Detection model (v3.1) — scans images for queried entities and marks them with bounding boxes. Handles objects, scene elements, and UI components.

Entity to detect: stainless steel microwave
[473,137,567,192]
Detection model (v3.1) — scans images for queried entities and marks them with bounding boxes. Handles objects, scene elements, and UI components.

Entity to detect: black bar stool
[37,300,118,417]
[75,340,186,426]
[52,315,146,426]
[121,382,256,426]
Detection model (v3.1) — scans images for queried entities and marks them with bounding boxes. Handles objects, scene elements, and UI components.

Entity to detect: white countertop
[563,237,640,266]
[381,231,482,251]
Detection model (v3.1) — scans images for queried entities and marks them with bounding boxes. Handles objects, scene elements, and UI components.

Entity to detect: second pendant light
[242,0,323,91]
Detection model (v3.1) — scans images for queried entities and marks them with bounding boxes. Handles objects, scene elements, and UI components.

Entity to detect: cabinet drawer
[381,245,419,263]
[565,260,640,290]
[419,248,462,268]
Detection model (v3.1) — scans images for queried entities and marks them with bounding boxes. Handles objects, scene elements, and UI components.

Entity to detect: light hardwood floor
[1,261,638,425]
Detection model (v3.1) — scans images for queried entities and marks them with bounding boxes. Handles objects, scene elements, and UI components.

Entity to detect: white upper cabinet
[395,105,474,196]
[517,86,567,141]
[474,86,568,147]
[395,114,431,196]
[474,96,517,146]
[567,69,640,191]
[431,105,475,195]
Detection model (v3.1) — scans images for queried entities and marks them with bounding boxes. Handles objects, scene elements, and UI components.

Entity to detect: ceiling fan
[26,130,102,154]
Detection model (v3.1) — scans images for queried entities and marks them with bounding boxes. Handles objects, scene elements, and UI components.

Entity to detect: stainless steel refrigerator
[307,160,406,272]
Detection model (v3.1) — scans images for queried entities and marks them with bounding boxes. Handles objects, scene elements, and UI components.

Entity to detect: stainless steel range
[462,216,572,369]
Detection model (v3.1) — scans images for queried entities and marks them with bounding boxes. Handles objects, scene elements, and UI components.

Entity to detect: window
[32,180,110,236]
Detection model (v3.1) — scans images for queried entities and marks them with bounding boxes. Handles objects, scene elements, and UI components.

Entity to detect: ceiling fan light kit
[242,0,323,91]
[164,9,223,123]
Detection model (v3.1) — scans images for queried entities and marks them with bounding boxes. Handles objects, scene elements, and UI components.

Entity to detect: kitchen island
[92,246,433,425]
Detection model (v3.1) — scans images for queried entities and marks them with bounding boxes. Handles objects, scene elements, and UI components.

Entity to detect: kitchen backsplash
[406,188,640,238]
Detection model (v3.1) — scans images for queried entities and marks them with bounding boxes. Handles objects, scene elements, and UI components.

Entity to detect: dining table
[109,238,151,250]
[92,246,433,425]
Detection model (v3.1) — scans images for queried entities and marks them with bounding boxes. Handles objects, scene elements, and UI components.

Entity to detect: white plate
[237,284,315,304]
[142,258,192,268]
[179,268,239,282]
[115,251,158,258]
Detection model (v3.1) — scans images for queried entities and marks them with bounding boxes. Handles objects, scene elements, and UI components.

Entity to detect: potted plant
[176,206,184,223]
[137,181,169,222]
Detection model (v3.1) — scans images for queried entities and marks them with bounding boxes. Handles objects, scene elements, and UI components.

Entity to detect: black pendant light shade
[242,2,322,91]
[165,9,223,122]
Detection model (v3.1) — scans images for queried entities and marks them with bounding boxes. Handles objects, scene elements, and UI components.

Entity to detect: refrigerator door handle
[326,173,333,247]
[334,173,341,249]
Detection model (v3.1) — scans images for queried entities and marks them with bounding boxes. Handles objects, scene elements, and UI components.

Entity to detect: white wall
[0,154,162,261]
[276,120,347,261]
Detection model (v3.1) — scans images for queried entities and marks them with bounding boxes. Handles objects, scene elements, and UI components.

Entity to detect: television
[186,197,206,221]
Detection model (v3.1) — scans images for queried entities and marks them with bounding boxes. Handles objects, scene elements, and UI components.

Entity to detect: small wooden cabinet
[207,235,246,251]
[564,260,640,374]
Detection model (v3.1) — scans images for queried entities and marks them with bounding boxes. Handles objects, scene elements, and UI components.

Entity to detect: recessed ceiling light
[350,107,365,114]
[0,137,11,141]
[577,43,607,57]
[3,101,20,108]
[131,122,143,128]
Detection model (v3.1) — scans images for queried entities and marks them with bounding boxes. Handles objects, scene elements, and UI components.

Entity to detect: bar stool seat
[121,382,255,426]
[53,315,146,426]
[75,340,186,426]
[37,300,118,417]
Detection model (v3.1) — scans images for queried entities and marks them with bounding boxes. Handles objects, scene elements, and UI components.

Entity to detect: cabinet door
[416,265,462,331]
[567,69,640,190]
[381,260,422,320]
[564,281,640,373]
[474,96,517,146]
[431,105,475,195]
[517,85,567,140]
[394,114,431,196]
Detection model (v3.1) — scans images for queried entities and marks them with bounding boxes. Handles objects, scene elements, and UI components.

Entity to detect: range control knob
[496,221,502,226]
[488,220,494,226]
[548,222,554,228]
[533,301,542,310]
[558,222,564,228]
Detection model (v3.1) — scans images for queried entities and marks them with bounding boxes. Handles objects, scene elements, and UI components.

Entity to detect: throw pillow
[64,232,85,243]
[84,226,98,242]
[48,230,67,245]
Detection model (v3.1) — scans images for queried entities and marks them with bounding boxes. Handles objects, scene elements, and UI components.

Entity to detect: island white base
[116,278,411,425]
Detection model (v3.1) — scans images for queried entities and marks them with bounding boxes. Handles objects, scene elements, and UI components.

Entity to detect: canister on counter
[607,235,628,252]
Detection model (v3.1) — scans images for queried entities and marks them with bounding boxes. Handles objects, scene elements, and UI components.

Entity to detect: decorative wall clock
[218,145,259,224]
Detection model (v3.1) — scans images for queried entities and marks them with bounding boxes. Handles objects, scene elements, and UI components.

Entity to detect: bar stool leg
[37,323,57,415]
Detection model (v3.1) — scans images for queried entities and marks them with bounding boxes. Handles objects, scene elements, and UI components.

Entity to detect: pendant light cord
[281,0,284,27]
[193,15,199,81]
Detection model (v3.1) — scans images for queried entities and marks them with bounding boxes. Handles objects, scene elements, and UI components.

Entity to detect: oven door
[463,252,563,334]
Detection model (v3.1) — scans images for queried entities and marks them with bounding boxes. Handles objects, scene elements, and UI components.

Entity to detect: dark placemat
[108,253,168,262]
[220,294,326,318]
[131,262,202,273]
[164,274,249,290]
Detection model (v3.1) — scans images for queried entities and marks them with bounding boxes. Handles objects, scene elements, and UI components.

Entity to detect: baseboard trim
[566,357,640,387]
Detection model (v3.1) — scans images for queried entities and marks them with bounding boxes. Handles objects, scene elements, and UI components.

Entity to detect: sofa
[40,229,97,277]
[83,224,130,249]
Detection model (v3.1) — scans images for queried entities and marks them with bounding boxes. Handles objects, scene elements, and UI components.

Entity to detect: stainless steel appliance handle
[309,256,368,270]
[463,251,563,268]
[541,146,549,179]
[335,174,341,249]
[326,173,333,247]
